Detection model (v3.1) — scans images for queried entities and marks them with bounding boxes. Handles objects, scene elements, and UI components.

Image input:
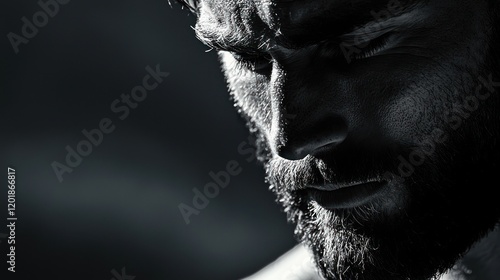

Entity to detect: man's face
[188,0,500,279]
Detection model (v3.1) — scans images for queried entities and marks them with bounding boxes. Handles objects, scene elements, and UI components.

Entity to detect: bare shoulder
[242,244,323,280]
[440,225,500,280]
[243,226,500,280]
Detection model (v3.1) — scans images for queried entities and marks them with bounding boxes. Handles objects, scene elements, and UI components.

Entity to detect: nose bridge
[254,0,347,44]
[267,57,348,160]
[268,63,287,152]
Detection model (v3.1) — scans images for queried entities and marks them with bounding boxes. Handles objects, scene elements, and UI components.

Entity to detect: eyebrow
[194,1,422,53]
[194,23,273,54]
[338,14,410,45]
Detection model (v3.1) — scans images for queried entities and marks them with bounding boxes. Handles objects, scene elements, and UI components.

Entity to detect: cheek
[346,51,467,146]
[377,93,434,145]
[220,54,273,133]
[375,77,461,146]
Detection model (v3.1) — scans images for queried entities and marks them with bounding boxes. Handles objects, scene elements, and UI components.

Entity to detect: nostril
[278,145,310,161]
[276,116,348,161]
[278,142,339,160]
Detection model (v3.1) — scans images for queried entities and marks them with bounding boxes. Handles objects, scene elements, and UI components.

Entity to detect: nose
[276,115,348,160]
[267,47,349,161]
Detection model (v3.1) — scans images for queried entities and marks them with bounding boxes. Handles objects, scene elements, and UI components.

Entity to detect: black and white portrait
[1,0,499,279]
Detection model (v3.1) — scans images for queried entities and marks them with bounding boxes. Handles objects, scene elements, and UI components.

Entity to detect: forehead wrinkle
[195,0,273,52]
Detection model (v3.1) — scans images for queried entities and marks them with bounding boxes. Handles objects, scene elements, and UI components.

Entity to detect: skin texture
[176,0,500,279]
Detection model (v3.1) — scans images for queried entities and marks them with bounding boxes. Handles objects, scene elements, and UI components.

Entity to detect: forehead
[195,0,417,49]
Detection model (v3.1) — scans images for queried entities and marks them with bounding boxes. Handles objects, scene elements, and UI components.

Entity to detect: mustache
[264,149,400,191]
[265,155,332,191]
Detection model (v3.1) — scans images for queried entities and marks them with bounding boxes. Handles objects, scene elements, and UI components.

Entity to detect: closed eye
[314,31,396,67]
[352,33,392,60]
[336,21,399,62]
[229,32,393,72]
[231,52,273,72]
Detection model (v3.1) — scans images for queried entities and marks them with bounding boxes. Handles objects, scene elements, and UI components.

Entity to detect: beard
[228,10,500,278]
[245,92,500,280]
[265,138,498,280]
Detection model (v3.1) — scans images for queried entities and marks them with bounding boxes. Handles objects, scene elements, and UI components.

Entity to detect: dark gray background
[0,1,296,279]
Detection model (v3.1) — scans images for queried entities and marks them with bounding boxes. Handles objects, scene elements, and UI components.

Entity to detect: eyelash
[352,35,391,60]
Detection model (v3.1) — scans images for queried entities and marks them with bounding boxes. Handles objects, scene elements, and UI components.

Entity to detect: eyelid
[353,34,393,60]
[231,51,270,60]
[230,51,273,71]
[340,26,395,45]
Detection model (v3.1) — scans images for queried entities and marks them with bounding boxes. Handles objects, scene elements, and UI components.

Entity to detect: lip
[307,180,389,209]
